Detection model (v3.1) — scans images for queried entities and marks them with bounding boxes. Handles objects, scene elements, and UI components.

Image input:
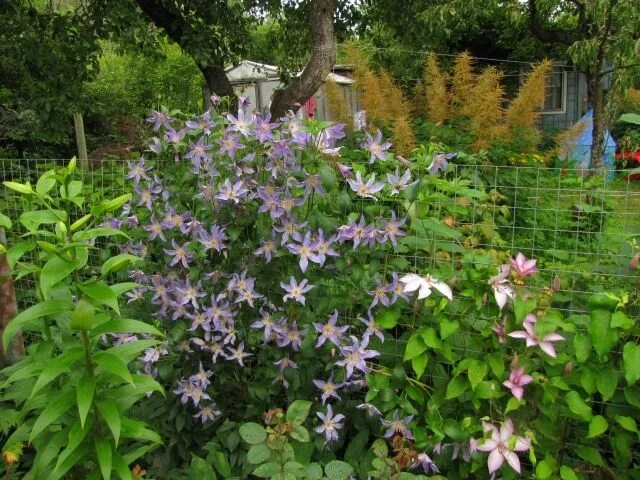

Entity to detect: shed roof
[226,60,354,85]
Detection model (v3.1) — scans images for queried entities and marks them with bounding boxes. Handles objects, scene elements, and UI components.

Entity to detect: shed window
[543,70,566,113]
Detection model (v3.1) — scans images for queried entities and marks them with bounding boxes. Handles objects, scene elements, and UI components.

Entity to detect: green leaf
[110,282,140,297]
[30,391,75,442]
[20,209,66,232]
[40,246,88,298]
[78,280,120,314]
[105,339,159,363]
[3,181,34,194]
[411,353,428,378]
[53,419,92,478]
[439,318,459,339]
[375,309,399,329]
[595,366,617,401]
[514,296,537,323]
[304,463,323,480]
[94,352,134,385]
[190,454,217,480]
[286,400,312,425]
[0,212,12,229]
[559,466,579,480]
[587,415,608,438]
[536,459,554,479]
[344,430,369,466]
[120,417,161,444]
[96,399,121,446]
[77,376,97,428]
[445,376,468,399]
[239,422,267,445]
[101,194,132,213]
[467,360,488,391]
[6,241,36,269]
[30,347,83,399]
[575,446,604,466]
[101,254,141,276]
[247,444,272,464]
[212,450,231,478]
[324,460,354,480]
[623,342,640,385]
[565,391,593,421]
[615,415,638,432]
[72,228,130,242]
[91,319,163,338]
[70,298,96,331]
[95,437,113,480]
[112,452,133,480]
[610,311,634,329]
[573,333,592,363]
[69,214,92,232]
[252,462,281,477]
[589,310,618,357]
[289,424,310,442]
[619,112,640,125]
[404,334,427,361]
[505,397,524,414]
[420,327,442,349]
[3,298,72,350]
[36,173,57,196]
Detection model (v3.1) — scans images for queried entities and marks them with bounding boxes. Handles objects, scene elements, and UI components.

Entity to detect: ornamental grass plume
[325,80,351,126]
[466,66,507,151]
[392,114,416,157]
[450,51,475,111]
[379,69,405,121]
[553,118,588,159]
[423,52,450,124]
[505,60,552,149]
[345,44,388,124]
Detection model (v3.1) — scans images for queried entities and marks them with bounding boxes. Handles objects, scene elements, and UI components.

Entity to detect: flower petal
[487,449,504,474]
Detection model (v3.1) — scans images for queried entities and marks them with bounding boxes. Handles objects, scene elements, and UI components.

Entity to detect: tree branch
[527,0,580,45]
[269,0,337,118]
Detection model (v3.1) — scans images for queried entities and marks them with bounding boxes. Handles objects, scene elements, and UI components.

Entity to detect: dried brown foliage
[325,80,351,126]
[392,114,416,157]
[467,66,506,151]
[451,51,475,110]
[423,53,450,123]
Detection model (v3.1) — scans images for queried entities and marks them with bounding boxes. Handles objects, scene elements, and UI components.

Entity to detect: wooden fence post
[73,112,89,170]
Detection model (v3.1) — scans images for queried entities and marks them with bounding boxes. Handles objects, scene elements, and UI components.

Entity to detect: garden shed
[225,60,359,120]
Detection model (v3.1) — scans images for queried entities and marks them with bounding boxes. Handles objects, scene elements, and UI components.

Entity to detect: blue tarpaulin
[562,109,616,176]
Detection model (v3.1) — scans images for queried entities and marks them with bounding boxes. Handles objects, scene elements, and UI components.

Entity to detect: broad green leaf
[6,241,36,269]
[101,254,141,276]
[375,309,399,329]
[211,450,231,478]
[446,376,468,399]
[51,443,89,480]
[619,112,640,125]
[575,446,604,466]
[239,422,267,445]
[615,415,638,432]
[573,333,592,363]
[286,400,312,425]
[120,417,161,443]
[559,466,579,480]
[3,181,34,194]
[77,376,97,428]
[535,459,554,479]
[190,454,217,480]
[70,298,96,331]
[29,391,75,442]
[420,327,442,349]
[112,452,133,480]
[404,334,426,361]
[565,391,593,421]
[247,444,271,464]
[91,319,163,338]
[344,430,369,466]
[439,318,459,339]
[69,214,92,232]
[505,397,524,414]
[304,463,323,480]
[101,194,132,213]
[105,339,160,363]
[588,310,618,357]
[252,462,281,477]
[610,311,634,329]
[53,419,92,478]
[40,246,88,298]
[36,173,56,195]
[289,424,310,442]
[110,282,140,297]
[411,353,428,378]
[95,437,113,480]
[514,296,537,323]
[3,298,72,350]
[96,399,121,446]
[94,352,134,385]
[30,347,83,398]
[623,342,640,385]
[0,212,12,229]
[72,228,130,242]
[468,360,488,391]
[324,460,354,480]
[78,280,119,314]
[20,209,66,232]
[595,366,617,401]
[587,415,608,438]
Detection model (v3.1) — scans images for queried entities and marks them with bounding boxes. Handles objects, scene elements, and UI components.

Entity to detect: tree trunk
[586,72,609,173]
[200,64,236,102]
[0,228,23,367]
[270,0,337,118]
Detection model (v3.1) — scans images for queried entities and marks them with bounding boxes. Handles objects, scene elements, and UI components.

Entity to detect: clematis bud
[552,274,561,291]
[630,253,639,270]
[444,216,455,229]
[563,362,573,376]
[2,451,18,465]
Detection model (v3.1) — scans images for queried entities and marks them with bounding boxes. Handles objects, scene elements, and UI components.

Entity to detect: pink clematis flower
[503,367,534,400]
[488,264,514,310]
[476,419,531,474]
[508,314,564,358]
[510,252,538,280]
[400,273,453,301]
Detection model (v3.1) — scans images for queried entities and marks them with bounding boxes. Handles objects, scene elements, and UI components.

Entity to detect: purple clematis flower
[427,152,456,175]
[216,179,249,204]
[315,405,345,445]
[356,402,382,417]
[251,308,278,343]
[387,168,419,195]
[364,129,392,163]
[185,136,213,169]
[381,410,414,440]
[126,158,152,184]
[412,453,440,474]
[147,108,174,130]
[314,310,349,348]
[476,419,530,474]
[254,235,277,263]
[281,277,314,305]
[336,335,380,378]
[347,171,385,199]
[165,128,186,145]
[193,404,222,424]
[164,240,193,268]
[227,109,255,137]
[311,229,339,265]
[286,231,321,273]
[367,279,391,309]
[218,133,245,159]
[185,111,215,134]
[359,310,385,343]
[255,113,278,142]
[176,278,206,309]
[379,212,406,247]
[313,374,344,405]
[274,216,307,245]
[224,342,252,366]
[198,225,228,253]
[144,215,167,242]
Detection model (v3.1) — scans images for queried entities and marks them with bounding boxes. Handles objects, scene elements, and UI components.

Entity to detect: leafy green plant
[0,159,164,479]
